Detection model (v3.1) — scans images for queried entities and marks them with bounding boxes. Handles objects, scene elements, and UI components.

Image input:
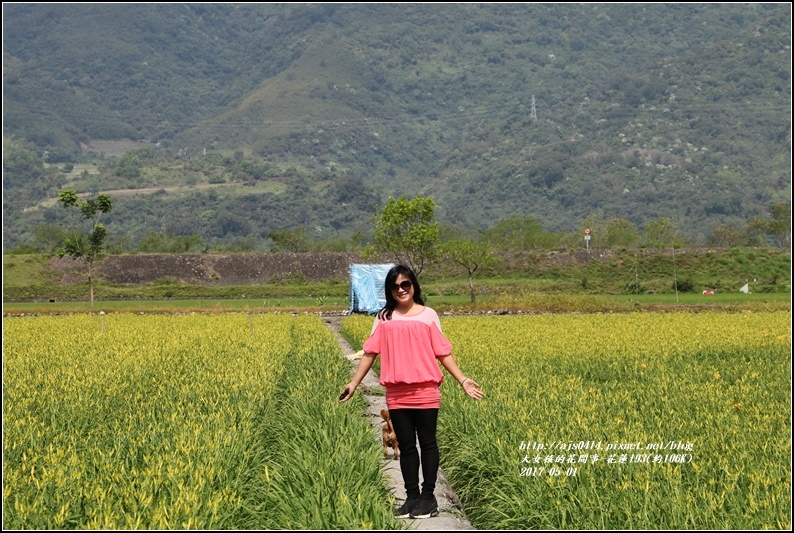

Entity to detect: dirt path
[324,316,475,530]
[27,181,253,211]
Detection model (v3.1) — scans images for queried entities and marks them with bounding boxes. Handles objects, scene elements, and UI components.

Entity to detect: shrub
[672,279,695,292]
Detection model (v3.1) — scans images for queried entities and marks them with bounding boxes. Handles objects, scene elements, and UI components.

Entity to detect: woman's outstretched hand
[462,379,485,400]
[338,382,357,402]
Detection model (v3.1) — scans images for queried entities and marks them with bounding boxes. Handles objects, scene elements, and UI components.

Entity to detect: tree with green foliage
[480,214,548,250]
[605,218,641,248]
[708,223,746,247]
[440,239,496,303]
[744,202,792,248]
[766,202,791,248]
[136,232,203,253]
[33,223,69,254]
[57,189,112,307]
[373,195,438,276]
[644,218,688,248]
[268,227,308,252]
[113,151,144,180]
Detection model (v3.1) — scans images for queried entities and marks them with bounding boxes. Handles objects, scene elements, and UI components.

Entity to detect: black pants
[389,408,439,499]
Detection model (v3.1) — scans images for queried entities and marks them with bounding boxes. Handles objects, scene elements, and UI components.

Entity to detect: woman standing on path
[339,264,484,519]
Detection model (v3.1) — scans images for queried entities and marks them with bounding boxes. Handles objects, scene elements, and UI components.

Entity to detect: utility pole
[530,95,537,121]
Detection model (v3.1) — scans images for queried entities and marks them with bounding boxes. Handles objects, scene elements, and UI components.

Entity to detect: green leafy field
[4,311,790,529]
[343,312,792,529]
[3,314,402,529]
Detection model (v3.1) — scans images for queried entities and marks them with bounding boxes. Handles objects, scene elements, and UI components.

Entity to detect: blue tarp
[349,263,395,314]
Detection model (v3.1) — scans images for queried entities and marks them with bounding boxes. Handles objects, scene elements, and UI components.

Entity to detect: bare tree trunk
[88,265,95,308]
[469,272,476,303]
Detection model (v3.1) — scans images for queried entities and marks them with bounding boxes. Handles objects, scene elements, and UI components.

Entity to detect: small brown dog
[380,409,399,460]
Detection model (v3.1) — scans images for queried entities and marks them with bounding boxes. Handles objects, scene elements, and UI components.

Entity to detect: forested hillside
[2,3,791,250]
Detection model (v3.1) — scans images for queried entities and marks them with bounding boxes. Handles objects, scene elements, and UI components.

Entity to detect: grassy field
[2,254,58,288]
[3,248,791,305]
[4,307,790,529]
[3,252,790,315]
[3,314,402,529]
[342,311,792,529]
[3,291,789,316]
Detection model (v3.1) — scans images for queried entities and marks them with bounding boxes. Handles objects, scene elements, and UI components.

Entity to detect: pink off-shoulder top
[362,306,452,409]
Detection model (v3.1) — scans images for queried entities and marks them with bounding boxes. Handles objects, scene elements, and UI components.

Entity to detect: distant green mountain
[2,3,791,248]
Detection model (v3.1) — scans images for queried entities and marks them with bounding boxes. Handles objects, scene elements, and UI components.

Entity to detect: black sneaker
[394,498,420,518]
[409,496,439,519]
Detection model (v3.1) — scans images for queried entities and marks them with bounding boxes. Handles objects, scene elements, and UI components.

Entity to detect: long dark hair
[377,264,424,320]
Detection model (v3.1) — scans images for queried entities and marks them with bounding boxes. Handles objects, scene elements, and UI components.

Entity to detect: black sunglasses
[389,280,413,293]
